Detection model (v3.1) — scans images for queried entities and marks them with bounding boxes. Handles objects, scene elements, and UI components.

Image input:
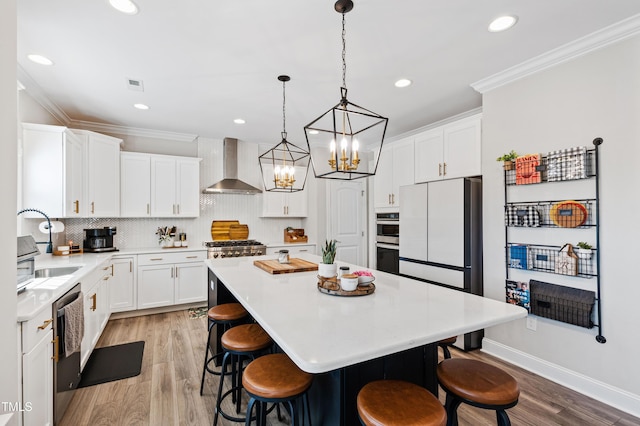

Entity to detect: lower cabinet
[20,308,54,426]
[137,251,206,309]
[109,256,136,312]
[81,260,112,369]
[265,243,316,255]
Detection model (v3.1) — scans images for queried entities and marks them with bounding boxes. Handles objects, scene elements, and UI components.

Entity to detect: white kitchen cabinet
[20,308,53,426]
[150,155,201,217]
[137,251,206,309]
[81,260,112,368]
[22,123,85,218]
[109,256,137,312]
[266,243,316,255]
[73,129,123,217]
[414,114,481,183]
[120,152,151,217]
[427,179,465,267]
[374,139,414,210]
[261,188,308,217]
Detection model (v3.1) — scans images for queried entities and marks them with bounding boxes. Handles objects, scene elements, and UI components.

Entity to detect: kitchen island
[206,253,527,424]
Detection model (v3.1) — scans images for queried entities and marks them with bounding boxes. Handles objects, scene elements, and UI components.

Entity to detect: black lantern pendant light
[304,0,388,180]
[259,75,310,192]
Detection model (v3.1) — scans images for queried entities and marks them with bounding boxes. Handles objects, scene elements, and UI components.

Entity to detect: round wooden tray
[317,276,376,297]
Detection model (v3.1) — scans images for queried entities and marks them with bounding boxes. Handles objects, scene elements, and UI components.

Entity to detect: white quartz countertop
[206,253,527,374]
[17,246,206,322]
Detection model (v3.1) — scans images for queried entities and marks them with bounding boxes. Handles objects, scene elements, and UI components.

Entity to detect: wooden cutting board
[229,224,249,240]
[253,258,318,274]
[211,220,240,240]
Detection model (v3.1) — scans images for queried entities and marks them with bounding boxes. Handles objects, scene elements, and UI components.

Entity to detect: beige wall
[481,34,640,414]
[1,1,19,423]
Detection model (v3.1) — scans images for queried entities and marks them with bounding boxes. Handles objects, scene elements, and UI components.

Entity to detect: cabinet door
[96,274,110,336]
[121,153,151,217]
[261,192,286,217]
[285,190,308,217]
[86,134,121,217]
[138,264,175,309]
[391,140,415,206]
[374,147,394,209]
[22,123,66,218]
[150,157,177,217]
[110,257,136,312]
[427,179,464,267]
[443,116,481,180]
[414,129,444,183]
[65,134,85,217]
[175,158,200,217]
[81,286,98,368]
[175,262,207,304]
[22,331,53,426]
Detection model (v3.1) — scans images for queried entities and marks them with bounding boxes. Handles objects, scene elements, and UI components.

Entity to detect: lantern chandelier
[258,75,310,192]
[304,0,388,180]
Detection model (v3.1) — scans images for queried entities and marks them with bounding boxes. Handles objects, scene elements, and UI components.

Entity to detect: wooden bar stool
[242,353,313,426]
[214,323,273,425]
[357,380,446,426]
[437,359,519,426]
[200,303,249,395]
[438,336,458,359]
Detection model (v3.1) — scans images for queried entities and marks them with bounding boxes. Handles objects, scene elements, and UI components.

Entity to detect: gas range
[204,240,266,259]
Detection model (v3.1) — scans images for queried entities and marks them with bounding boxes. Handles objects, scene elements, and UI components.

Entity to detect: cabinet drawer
[81,261,112,293]
[399,261,464,290]
[22,308,53,354]
[138,250,206,266]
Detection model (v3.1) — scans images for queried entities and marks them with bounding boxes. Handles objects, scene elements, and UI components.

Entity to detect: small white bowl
[340,274,358,291]
[174,241,182,247]
[357,275,375,285]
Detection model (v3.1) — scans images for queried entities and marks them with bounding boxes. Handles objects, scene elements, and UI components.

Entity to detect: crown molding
[18,65,199,143]
[17,65,72,124]
[471,13,640,94]
[68,119,198,143]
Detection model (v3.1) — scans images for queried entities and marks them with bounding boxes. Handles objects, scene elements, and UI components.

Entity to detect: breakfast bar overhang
[206,254,527,424]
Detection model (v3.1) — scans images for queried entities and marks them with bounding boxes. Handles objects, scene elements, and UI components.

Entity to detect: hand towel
[63,292,85,358]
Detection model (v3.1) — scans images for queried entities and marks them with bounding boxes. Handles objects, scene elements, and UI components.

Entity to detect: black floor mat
[78,341,144,388]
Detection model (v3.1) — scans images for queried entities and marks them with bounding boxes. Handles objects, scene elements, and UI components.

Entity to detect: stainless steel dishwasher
[53,283,82,425]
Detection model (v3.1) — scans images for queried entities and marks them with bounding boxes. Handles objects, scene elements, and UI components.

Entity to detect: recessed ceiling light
[109,0,139,15]
[394,79,412,88]
[234,118,246,124]
[27,54,53,66]
[133,103,149,110]
[488,15,518,32]
[308,130,319,135]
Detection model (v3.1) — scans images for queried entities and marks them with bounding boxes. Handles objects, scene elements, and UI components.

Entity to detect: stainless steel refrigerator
[399,177,483,350]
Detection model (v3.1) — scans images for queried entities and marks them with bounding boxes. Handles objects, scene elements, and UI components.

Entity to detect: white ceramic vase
[318,263,337,278]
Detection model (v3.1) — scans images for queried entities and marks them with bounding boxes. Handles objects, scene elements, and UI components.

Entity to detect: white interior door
[328,180,366,265]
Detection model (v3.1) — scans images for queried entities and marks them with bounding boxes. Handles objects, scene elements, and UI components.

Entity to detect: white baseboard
[482,338,640,419]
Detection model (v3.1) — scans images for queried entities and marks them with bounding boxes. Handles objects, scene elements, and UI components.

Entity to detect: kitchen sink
[34,266,81,278]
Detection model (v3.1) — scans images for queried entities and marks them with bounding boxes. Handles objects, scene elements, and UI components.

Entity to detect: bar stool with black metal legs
[200,303,249,395]
[357,380,446,426]
[438,336,458,360]
[214,323,273,425]
[437,358,520,426]
[242,353,313,426]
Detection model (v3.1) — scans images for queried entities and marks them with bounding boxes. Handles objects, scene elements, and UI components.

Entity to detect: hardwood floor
[61,309,640,426]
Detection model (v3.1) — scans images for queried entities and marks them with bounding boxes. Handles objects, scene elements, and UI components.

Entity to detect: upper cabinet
[72,130,123,217]
[374,138,414,211]
[261,187,308,217]
[150,155,201,217]
[414,114,482,183]
[22,124,122,218]
[121,153,200,218]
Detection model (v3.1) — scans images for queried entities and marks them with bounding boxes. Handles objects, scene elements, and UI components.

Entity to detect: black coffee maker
[83,227,118,252]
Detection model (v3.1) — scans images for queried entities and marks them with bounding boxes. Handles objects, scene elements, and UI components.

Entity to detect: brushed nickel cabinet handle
[175,267,178,278]
[176,204,180,214]
[129,261,132,273]
[150,258,163,261]
[443,162,447,175]
[91,201,95,214]
[438,163,442,176]
[147,203,150,214]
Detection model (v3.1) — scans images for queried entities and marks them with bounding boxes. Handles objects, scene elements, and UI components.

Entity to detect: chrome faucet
[17,208,53,253]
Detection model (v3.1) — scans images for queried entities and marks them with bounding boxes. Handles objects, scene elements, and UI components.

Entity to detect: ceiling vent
[126,78,144,91]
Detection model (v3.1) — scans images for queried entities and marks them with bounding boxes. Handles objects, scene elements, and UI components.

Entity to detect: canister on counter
[338,266,350,278]
[278,249,290,264]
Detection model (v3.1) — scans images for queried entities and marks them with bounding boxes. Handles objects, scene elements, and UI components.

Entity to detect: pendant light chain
[282,78,287,135]
[342,12,347,90]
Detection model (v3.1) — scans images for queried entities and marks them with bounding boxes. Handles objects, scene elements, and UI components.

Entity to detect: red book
[515,154,541,185]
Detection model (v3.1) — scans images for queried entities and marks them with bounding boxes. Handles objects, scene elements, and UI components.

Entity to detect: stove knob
[234,251,240,257]
[219,252,225,258]
[213,253,219,259]
[255,250,263,255]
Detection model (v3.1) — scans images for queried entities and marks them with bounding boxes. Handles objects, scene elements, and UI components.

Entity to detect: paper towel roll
[39,220,65,234]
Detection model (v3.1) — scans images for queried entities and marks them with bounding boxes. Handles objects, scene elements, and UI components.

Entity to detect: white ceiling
[17,0,640,145]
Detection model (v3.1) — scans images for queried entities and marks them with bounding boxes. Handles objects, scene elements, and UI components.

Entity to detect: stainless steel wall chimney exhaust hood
[203,138,262,194]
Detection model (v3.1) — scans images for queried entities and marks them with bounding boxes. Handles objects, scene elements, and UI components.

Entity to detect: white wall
[481,34,640,415]
[1,1,20,424]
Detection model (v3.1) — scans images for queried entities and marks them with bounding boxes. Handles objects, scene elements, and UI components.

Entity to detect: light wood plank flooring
[61,310,640,425]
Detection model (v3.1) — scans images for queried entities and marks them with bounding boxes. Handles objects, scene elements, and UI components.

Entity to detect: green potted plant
[318,239,338,278]
[576,241,593,259]
[496,150,519,170]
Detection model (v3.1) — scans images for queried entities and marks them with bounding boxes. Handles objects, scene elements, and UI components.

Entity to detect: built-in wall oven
[376,213,399,274]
